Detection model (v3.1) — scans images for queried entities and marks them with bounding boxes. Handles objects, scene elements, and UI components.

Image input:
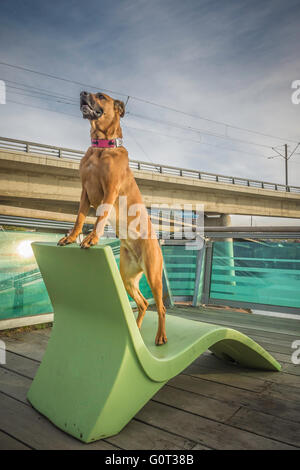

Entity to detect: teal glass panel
[0,233,155,320]
[161,244,198,298]
[210,241,300,309]
[0,231,61,320]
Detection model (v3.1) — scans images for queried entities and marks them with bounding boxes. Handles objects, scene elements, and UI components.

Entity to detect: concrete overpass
[1,137,300,227]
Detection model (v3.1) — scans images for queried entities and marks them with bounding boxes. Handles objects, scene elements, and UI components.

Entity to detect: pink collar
[91,138,123,148]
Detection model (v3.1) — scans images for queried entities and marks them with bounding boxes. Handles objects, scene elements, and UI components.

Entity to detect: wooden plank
[187,360,300,390]
[193,351,292,373]
[168,307,300,336]
[267,352,293,364]
[228,408,300,447]
[169,374,300,423]
[163,382,300,444]
[235,332,295,349]
[197,348,290,365]
[107,419,205,450]
[184,363,271,392]
[282,363,300,376]
[176,312,298,339]
[200,328,292,354]
[1,329,51,362]
[0,366,200,450]
[0,430,31,450]
[233,329,297,347]
[191,353,300,387]
[153,386,240,422]
[193,307,300,332]
[237,369,300,388]
[136,400,296,450]
[0,368,31,403]
[250,342,294,355]
[0,393,118,450]
[268,383,300,404]
[1,351,39,379]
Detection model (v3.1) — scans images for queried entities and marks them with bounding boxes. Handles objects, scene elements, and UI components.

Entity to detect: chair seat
[136,309,280,382]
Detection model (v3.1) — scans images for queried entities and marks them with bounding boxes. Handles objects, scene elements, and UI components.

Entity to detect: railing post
[201,240,213,306]
[162,262,174,308]
[192,241,205,307]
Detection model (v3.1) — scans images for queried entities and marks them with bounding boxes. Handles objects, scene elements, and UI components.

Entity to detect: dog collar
[91,138,123,148]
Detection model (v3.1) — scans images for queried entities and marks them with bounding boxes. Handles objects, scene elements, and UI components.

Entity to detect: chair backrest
[32,242,141,360]
[31,242,176,383]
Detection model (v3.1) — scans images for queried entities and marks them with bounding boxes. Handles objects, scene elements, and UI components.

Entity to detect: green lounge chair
[27,242,281,443]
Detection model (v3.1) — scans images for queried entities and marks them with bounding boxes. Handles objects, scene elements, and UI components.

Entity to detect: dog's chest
[81,152,103,181]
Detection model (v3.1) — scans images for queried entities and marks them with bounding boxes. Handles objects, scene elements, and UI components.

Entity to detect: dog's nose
[80,91,88,97]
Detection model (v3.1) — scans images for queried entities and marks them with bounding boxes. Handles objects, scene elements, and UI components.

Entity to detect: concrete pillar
[204,214,235,287]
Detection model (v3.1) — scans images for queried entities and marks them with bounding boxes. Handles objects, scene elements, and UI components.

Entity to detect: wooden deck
[0,306,300,450]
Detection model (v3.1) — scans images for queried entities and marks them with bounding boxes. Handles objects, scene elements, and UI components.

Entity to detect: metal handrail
[1,135,300,193]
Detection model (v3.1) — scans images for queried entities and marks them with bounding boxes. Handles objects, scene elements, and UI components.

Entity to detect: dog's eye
[96,93,105,100]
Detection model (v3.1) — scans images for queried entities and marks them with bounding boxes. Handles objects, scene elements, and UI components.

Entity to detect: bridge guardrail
[1,136,299,194]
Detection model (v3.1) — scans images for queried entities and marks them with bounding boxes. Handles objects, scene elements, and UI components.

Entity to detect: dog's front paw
[80,232,99,249]
[57,235,76,246]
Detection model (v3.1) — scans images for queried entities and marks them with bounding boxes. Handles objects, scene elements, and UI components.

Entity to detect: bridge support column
[204,214,235,297]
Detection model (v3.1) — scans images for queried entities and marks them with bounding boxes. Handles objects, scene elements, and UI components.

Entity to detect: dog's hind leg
[142,241,167,345]
[120,246,149,329]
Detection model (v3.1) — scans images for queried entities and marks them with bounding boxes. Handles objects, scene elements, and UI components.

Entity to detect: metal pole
[285,144,288,187]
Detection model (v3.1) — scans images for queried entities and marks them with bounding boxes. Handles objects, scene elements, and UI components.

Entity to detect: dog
[57,91,167,345]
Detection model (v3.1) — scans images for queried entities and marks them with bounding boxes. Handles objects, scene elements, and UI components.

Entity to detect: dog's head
[80,91,125,129]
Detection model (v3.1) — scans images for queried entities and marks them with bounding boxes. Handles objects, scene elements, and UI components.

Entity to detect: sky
[0,0,300,224]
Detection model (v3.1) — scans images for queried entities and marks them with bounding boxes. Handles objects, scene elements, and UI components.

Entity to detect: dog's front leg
[80,190,118,249]
[58,189,90,246]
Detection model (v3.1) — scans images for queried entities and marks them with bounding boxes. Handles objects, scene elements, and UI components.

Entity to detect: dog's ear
[114,100,125,118]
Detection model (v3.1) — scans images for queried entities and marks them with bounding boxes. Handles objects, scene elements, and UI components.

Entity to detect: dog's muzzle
[80,92,103,120]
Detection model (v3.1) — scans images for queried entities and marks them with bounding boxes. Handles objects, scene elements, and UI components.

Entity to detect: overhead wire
[0,60,298,145]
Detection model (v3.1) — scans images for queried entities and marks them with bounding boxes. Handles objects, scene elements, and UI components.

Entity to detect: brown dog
[58,91,167,345]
